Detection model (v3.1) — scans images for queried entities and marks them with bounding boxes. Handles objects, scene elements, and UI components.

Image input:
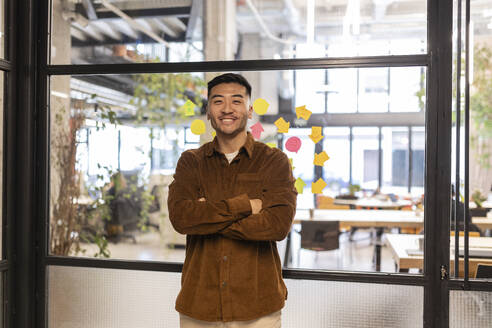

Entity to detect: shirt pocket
[236,173,263,199]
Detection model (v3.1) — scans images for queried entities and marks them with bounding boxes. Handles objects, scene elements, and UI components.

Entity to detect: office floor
[78,225,404,273]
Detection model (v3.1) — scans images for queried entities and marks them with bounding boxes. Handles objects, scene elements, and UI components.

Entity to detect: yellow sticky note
[211,130,216,138]
[313,151,330,166]
[294,177,306,194]
[266,142,277,148]
[311,178,327,194]
[309,126,324,144]
[289,158,295,170]
[190,119,206,135]
[295,105,312,120]
[253,98,269,115]
[274,117,290,133]
[181,99,196,116]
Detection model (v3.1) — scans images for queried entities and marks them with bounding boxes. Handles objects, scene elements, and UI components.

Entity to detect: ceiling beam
[81,0,98,20]
[75,3,191,21]
[186,0,202,41]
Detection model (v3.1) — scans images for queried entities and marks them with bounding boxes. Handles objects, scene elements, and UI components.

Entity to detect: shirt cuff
[226,193,252,219]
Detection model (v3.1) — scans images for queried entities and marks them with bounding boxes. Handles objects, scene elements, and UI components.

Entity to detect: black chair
[475,264,492,279]
[297,221,340,265]
[106,185,160,243]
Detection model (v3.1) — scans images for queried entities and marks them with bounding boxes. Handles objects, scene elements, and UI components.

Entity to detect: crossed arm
[167,150,297,241]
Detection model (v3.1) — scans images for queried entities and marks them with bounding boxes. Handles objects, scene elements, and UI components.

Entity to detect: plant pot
[470,208,489,217]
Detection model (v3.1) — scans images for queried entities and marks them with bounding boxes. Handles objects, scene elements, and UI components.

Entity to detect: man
[168,73,297,327]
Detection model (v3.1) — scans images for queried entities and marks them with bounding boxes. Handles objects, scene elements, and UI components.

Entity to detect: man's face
[207,82,253,138]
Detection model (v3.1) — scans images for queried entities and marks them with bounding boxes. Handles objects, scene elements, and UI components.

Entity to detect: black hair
[207,73,252,98]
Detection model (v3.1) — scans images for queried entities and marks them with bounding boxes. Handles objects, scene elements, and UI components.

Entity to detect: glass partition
[449,0,492,280]
[49,67,425,274]
[48,265,424,328]
[49,0,427,65]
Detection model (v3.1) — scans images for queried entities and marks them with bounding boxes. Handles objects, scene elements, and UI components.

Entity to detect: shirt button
[223,256,228,261]
[222,281,227,287]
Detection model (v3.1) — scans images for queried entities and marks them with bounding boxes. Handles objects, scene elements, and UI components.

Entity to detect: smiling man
[168,73,297,327]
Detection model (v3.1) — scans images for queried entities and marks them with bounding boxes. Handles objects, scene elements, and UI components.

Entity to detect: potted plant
[336,183,361,200]
[471,189,488,217]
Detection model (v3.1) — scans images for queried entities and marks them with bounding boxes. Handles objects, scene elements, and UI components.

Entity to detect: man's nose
[221,101,234,113]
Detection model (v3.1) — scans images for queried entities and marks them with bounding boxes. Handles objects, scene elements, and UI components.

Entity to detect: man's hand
[198,197,206,202]
[250,199,262,214]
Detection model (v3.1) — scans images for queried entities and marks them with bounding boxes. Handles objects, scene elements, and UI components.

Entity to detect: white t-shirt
[224,151,239,164]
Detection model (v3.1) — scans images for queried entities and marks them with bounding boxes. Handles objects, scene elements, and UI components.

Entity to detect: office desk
[333,198,413,209]
[471,217,492,230]
[288,209,424,270]
[294,209,423,228]
[386,234,492,277]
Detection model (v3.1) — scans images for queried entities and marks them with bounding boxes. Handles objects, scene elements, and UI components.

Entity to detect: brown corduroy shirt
[168,132,297,322]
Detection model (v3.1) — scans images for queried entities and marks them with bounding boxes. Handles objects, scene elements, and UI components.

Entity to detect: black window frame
[5,0,492,327]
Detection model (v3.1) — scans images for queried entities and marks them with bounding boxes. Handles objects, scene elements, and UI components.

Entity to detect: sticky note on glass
[295,105,312,120]
[274,117,290,133]
[211,130,216,138]
[313,151,330,166]
[295,177,306,194]
[289,158,295,170]
[181,99,196,116]
[266,142,277,148]
[253,98,269,115]
[190,119,206,135]
[285,136,301,153]
[311,178,327,194]
[250,122,264,139]
[309,126,324,144]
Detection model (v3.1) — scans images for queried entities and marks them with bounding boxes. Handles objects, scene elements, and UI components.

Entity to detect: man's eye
[214,100,222,104]
[233,100,242,104]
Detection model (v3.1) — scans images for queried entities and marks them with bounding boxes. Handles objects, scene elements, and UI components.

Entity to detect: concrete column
[201,0,237,143]
[204,0,237,62]
[50,0,73,241]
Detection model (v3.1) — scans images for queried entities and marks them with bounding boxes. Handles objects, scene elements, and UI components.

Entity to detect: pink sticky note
[250,122,264,139]
[285,136,302,153]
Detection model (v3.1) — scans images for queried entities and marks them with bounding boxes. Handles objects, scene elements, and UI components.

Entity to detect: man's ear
[248,104,253,119]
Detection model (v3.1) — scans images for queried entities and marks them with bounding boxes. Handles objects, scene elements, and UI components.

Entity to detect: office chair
[475,264,492,279]
[296,220,341,266]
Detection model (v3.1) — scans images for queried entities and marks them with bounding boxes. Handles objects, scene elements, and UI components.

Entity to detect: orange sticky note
[295,105,312,120]
[274,117,290,133]
[311,178,327,194]
[309,126,324,144]
[313,151,330,166]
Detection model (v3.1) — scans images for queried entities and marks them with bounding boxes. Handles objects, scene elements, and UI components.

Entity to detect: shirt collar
[206,132,254,158]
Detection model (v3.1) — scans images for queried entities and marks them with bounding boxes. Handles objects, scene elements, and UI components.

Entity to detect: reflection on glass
[50,0,428,64]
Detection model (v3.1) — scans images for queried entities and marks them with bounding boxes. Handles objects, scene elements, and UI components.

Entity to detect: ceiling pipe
[244,0,295,45]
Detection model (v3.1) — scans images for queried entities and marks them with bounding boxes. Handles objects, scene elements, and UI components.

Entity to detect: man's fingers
[198,197,206,202]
